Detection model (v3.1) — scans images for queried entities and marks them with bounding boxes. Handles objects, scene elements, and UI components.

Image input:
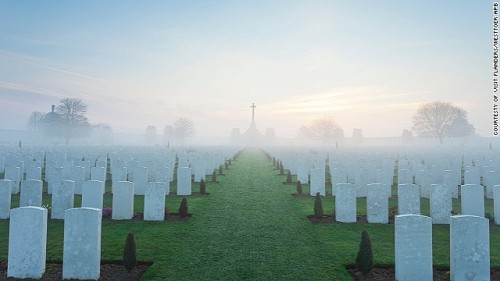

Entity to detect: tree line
[297,101,475,144]
[27,97,196,145]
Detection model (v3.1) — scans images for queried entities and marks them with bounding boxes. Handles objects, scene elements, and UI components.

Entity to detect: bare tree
[26,111,45,131]
[412,101,474,144]
[54,98,91,144]
[174,117,195,145]
[297,125,313,139]
[309,116,342,143]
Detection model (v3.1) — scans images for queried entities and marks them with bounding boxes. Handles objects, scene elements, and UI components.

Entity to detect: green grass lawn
[1,148,499,280]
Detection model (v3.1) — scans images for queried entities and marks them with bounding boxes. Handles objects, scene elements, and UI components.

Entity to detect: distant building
[352,128,363,144]
[39,105,61,136]
[230,103,275,145]
[145,126,157,145]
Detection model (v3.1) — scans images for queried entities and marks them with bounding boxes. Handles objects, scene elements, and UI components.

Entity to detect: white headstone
[419,172,431,198]
[430,184,451,224]
[193,160,206,182]
[4,166,20,194]
[20,179,43,207]
[156,166,171,194]
[81,180,104,210]
[450,215,490,281]
[464,170,480,185]
[398,168,413,184]
[51,180,75,219]
[26,166,41,180]
[47,166,63,194]
[484,171,499,199]
[8,206,47,279]
[112,166,127,183]
[461,184,485,217]
[297,161,309,185]
[397,184,420,215]
[90,166,106,183]
[395,214,433,281]
[144,182,166,221]
[63,208,102,280]
[366,183,388,223]
[310,168,326,196]
[133,166,148,195]
[112,181,134,220]
[335,183,356,223]
[443,170,458,198]
[68,166,85,195]
[494,185,500,225]
[0,179,12,218]
[177,167,192,196]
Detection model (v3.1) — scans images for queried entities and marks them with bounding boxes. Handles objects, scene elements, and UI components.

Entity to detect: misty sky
[0,1,492,138]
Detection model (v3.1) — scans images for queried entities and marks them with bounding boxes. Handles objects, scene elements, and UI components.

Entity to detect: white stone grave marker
[144,182,166,221]
[51,180,75,219]
[335,183,356,223]
[63,208,102,280]
[112,181,134,220]
[450,215,490,281]
[8,206,47,279]
[395,214,433,281]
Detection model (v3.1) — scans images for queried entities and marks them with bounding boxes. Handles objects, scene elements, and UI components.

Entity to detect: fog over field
[0,1,494,145]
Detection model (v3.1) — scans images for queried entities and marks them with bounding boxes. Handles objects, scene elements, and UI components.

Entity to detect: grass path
[143,147,349,280]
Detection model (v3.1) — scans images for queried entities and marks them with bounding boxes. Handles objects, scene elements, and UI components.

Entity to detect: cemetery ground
[1,148,500,280]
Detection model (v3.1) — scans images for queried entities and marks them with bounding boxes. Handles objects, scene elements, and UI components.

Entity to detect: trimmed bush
[296,181,303,194]
[219,165,223,175]
[355,229,373,276]
[279,161,284,175]
[211,171,217,183]
[286,171,292,184]
[313,192,323,219]
[123,232,137,272]
[179,198,189,218]
[102,208,112,219]
[200,179,206,195]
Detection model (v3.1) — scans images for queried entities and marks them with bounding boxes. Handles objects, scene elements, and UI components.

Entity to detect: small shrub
[179,198,189,218]
[388,207,398,223]
[485,212,494,223]
[102,208,112,219]
[123,232,137,272]
[219,166,223,175]
[228,159,232,166]
[225,161,229,170]
[164,207,170,219]
[211,171,217,183]
[272,157,276,166]
[296,180,303,194]
[200,179,206,195]
[286,171,292,184]
[313,192,323,219]
[355,229,373,277]
[42,204,52,216]
[279,161,284,175]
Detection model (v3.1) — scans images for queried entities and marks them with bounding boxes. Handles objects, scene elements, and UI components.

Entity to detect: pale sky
[0,1,493,138]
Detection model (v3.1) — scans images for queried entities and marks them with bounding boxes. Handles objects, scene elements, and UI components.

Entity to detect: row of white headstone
[329,183,500,224]
[0,179,176,221]
[395,214,490,281]
[8,206,102,279]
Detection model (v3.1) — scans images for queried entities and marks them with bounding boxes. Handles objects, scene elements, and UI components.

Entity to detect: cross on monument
[250,103,256,125]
